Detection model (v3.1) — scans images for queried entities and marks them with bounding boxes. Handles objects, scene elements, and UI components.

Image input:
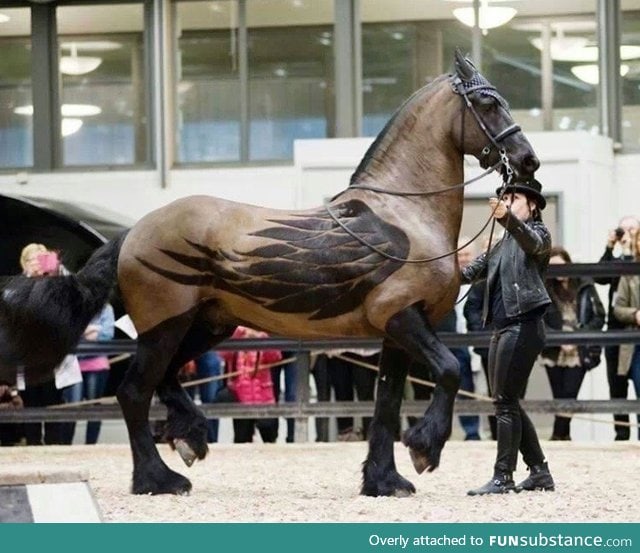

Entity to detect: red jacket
[220,327,282,404]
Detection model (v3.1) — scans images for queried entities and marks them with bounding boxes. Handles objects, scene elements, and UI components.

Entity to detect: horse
[0,51,539,497]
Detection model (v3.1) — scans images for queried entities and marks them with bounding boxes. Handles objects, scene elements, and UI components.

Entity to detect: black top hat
[495,178,546,210]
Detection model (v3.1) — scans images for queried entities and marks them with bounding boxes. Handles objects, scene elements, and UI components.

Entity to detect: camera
[615,227,625,240]
[37,252,60,273]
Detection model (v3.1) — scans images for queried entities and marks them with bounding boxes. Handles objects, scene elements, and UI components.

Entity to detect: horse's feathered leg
[362,342,415,497]
[116,309,196,496]
[385,304,460,475]
[156,319,235,467]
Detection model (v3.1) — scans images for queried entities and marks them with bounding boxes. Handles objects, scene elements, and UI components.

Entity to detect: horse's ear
[454,48,476,81]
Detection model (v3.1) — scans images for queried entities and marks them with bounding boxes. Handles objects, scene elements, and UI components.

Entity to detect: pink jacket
[220,327,282,404]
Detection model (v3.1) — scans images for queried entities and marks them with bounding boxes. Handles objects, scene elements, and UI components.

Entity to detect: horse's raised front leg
[116,313,194,495]
[361,342,415,497]
[391,305,460,474]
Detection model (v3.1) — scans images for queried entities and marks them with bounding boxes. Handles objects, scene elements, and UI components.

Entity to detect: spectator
[19,243,83,445]
[183,350,224,443]
[271,351,297,443]
[220,326,282,443]
[77,303,115,444]
[455,237,481,441]
[312,349,378,442]
[613,227,640,440]
[596,215,640,440]
[541,246,605,441]
[0,384,24,446]
[464,235,502,440]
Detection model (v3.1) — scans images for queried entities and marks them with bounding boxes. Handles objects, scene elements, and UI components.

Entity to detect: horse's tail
[75,231,129,317]
[0,231,129,381]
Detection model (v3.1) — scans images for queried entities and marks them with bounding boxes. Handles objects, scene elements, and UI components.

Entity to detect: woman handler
[462,179,555,495]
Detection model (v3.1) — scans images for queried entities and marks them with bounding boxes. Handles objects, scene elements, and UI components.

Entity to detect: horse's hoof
[174,438,197,467]
[131,468,193,496]
[392,488,414,498]
[408,447,431,474]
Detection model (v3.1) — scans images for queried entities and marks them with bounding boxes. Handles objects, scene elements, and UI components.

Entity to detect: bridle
[450,73,520,186]
[324,73,524,265]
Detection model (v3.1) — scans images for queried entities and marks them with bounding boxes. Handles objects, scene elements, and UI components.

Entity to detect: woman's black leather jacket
[461,214,552,320]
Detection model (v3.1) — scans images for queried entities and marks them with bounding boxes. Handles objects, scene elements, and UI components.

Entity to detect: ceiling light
[533,39,640,63]
[13,104,102,117]
[571,64,629,85]
[60,43,102,76]
[0,13,10,24]
[60,40,122,52]
[530,36,589,61]
[61,118,83,137]
[61,104,102,117]
[453,1,517,31]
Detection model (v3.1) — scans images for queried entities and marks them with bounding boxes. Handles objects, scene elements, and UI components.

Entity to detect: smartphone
[37,252,60,273]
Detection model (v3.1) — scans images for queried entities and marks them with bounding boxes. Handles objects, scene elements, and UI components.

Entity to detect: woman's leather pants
[488,317,546,474]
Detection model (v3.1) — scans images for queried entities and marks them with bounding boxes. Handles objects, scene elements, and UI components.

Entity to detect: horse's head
[450,50,539,183]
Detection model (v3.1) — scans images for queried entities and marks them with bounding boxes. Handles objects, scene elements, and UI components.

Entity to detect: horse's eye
[475,95,496,111]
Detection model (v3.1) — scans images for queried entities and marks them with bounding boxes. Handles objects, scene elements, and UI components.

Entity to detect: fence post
[294,348,311,442]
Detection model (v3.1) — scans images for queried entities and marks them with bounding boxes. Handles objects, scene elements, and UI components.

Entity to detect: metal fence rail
[3,260,640,440]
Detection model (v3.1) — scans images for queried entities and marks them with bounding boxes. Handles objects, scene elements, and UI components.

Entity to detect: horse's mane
[350,74,450,185]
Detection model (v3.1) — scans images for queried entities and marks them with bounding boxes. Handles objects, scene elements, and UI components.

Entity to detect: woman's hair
[547,245,577,302]
[633,229,640,261]
[19,243,48,271]
[526,194,543,222]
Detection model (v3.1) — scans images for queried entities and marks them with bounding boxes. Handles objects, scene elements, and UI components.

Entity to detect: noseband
[450,74,520,184]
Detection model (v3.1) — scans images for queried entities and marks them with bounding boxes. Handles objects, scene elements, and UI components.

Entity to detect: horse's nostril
[522,155,540,173]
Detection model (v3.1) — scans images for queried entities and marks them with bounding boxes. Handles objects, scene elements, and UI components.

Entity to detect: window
[175,0,334,164]
[0,7,32,169]
[57,3,147,167]
[176,1,241,163]
[622,5,640,148]
[361,0,598,136]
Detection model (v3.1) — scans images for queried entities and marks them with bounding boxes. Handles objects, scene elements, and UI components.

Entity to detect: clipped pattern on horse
[0,51,539,497]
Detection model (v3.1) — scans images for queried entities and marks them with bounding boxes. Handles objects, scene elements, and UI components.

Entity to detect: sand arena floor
[0,440,637,523]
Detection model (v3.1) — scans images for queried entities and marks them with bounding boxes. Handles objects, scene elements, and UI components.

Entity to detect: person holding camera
[595,216,640,440]
[540,246,605,441]
[613,228,640,440]
[18,243,82,445]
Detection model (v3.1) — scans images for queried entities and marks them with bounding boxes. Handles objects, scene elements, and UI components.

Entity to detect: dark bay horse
[0,52,539,496]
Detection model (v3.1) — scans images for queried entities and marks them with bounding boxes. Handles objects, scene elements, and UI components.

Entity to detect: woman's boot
[516,462,555,491]
[467,472,516,496]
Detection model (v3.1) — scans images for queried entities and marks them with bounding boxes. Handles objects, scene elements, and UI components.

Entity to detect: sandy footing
[0,440,637,523]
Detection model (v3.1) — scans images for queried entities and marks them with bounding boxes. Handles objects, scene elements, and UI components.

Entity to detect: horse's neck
[350,137,465,244]
[352,111,463,196]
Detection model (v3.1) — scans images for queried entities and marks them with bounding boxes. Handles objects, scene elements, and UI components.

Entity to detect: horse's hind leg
[156,320,235,467]
[116,312,195,495]
[361,342,416,497]
[388,305,460,475]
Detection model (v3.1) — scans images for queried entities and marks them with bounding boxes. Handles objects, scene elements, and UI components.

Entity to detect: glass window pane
[0,7,32,169]
[247,0,334,161]
[361,0,598,136]
[622,3,640,148]
[57,3,146,167]
[176,0,240,163]
[361,2,472,137]
[481,24,544,132]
